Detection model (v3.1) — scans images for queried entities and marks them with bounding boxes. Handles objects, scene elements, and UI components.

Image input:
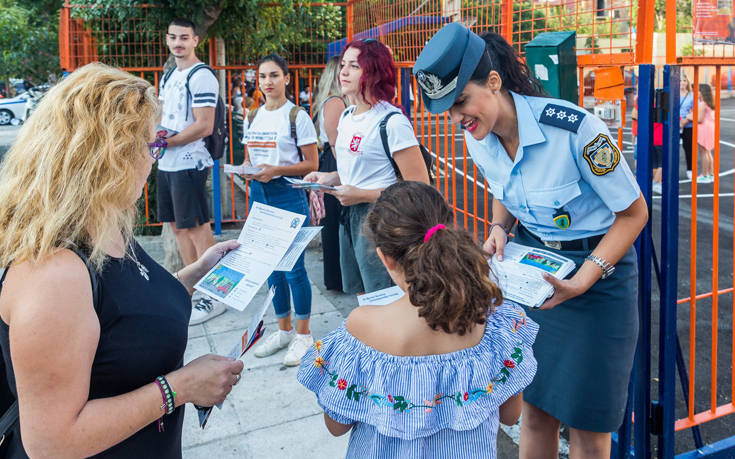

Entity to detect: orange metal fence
[672,64,735,435]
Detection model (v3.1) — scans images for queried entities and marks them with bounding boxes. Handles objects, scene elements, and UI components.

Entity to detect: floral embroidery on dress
[311,318,529,414]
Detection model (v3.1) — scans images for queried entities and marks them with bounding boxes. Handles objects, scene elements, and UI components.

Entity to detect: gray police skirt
[514,228,639,433]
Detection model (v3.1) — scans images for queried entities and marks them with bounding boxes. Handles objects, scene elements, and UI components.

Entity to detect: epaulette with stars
[538,103,586,133]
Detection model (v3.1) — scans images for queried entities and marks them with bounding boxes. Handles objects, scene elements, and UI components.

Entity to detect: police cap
[413,23,486,114]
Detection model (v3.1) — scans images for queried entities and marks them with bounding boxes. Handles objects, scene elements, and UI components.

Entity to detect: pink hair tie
[424,224,446,242]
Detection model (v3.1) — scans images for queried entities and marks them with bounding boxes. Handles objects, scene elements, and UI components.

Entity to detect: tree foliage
[0,0,60,83]
[70,0,344,66]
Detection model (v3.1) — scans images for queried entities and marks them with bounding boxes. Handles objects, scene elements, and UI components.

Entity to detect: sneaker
[189,296,226,325]
[652,182,662,194]
[283,334,314,367]
[253,329,294,358]
[686,170,693,180]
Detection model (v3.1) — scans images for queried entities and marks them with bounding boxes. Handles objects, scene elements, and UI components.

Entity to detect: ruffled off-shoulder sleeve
[296,301,538,440]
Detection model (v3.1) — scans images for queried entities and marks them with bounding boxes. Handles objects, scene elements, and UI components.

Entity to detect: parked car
[0,95,27,125]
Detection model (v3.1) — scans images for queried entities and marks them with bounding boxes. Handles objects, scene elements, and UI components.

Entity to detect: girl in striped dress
[298,181,538,458]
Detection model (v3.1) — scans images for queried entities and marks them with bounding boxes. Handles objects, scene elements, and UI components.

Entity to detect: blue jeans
[248,178,312,320]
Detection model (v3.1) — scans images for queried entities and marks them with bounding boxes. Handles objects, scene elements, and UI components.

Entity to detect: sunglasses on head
[362,38,377,44]
[148,139,168,160]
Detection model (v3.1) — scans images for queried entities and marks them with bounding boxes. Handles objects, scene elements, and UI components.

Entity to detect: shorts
[338,203,392,294]
[157,168,211,229]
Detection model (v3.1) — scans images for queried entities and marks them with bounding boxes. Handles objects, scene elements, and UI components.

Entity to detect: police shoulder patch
[539,103,586,133]
[582,133,620,176]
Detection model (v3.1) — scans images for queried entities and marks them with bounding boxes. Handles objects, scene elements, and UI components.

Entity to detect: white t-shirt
[158,63,219,172]
[335,101,418,189]
[242,100,317,167]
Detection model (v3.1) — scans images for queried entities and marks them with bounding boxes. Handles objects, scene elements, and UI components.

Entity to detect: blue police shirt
[465,91,641,241]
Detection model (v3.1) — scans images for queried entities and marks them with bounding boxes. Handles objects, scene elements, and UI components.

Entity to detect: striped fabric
[297,302,538,458]
[192,92,217,106]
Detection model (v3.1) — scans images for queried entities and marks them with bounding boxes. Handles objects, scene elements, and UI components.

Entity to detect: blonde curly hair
[0,63,157,270]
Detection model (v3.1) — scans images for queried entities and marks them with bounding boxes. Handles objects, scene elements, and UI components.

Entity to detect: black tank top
[0,241,191,458]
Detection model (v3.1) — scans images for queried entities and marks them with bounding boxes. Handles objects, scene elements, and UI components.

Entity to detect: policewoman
[414,24,648,457]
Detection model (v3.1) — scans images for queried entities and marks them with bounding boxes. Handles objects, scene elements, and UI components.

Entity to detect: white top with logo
[335,101,418,189]
[242,100,317,168]
[158,63,219,172]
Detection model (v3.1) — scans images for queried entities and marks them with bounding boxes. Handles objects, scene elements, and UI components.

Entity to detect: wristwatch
[586,254,615,279]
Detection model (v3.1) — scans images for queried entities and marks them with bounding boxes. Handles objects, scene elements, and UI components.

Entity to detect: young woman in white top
[238,54,319,366]
[304,39,430,294]
[312,56,347,291]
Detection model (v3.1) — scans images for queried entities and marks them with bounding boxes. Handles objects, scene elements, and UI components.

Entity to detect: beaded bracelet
[154,376,176,432]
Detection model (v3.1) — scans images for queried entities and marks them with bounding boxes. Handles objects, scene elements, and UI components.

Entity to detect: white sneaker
[652,182,662,194]
[686,170,693,180]
[189,296,226,325]
[283,334,314,367]
[253,329,294,358]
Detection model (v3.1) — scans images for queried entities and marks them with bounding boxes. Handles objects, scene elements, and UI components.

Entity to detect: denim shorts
[338,203,392,294]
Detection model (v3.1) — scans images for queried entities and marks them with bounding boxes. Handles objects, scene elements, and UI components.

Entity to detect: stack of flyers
[196,286,275,428]
[223,163,263,176]
[155,125,178,139]
[283,177,337,191]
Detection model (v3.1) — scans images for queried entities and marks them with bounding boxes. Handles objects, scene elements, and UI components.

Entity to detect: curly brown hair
[364,181,503,335]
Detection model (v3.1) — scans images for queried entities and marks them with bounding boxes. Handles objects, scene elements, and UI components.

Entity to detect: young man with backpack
[158,18,225,325]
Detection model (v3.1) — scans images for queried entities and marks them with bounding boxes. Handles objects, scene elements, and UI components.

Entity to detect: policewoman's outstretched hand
[483,225,508,261]
[538,274,588,310]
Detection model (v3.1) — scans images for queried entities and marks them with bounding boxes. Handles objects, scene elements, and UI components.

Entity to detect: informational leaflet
[489,242,575,309]
[283,177,337,191]
[155,125,178,139]
[197,287,275,429]
[194,202,304,310]
[357,285,405,306]
[274,226,322,271]
[223,163,262,176]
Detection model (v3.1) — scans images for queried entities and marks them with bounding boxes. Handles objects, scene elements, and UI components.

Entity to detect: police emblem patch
[582,134,620,176]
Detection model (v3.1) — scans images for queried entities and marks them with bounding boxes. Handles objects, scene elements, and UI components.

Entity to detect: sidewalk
[136,230,521,458]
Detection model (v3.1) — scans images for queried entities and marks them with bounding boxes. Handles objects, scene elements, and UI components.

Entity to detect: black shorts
[157,168,211,229]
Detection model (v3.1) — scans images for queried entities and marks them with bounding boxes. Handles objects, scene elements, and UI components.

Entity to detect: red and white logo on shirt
[349,135,362,153]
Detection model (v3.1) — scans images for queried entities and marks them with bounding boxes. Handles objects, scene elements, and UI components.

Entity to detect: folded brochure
[196,286,275,428]
[224,163,263,175]
[489,242,575,308]
[283,177,336,191]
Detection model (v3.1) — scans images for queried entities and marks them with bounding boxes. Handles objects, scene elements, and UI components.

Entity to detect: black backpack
[161,63,228,161]
[378,112,435,184]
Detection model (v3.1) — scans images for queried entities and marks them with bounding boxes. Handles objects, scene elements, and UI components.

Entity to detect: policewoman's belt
[517,224,605,251]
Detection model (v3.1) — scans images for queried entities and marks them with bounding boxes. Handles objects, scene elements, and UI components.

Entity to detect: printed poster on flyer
[194,202,304,311]
[693,0,735,43]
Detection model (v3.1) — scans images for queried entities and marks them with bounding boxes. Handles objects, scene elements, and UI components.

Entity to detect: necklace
[133,258,150,281]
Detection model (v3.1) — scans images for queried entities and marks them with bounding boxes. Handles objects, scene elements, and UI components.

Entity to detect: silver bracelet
[586,254,615,279]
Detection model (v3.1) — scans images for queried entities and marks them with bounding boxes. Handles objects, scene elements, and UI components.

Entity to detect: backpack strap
[378,112,403,180]
[160,66,176,90]
[290,105,305,161]
[184,63,216,122]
